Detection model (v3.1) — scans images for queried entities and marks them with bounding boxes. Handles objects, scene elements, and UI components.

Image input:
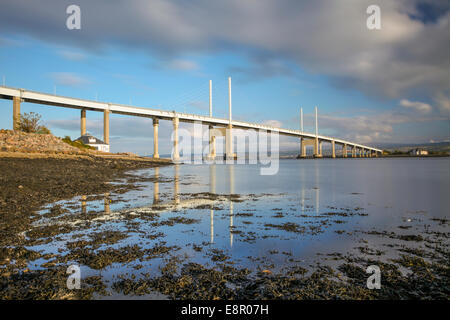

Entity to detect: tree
[18,112,51,134]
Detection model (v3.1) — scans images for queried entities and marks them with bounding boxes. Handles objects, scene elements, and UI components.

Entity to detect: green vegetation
[17,112,51,134]
[382,150,408,155]
[62,136,95,150]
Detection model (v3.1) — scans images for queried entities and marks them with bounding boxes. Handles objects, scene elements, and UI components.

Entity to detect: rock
[0,130,81,154]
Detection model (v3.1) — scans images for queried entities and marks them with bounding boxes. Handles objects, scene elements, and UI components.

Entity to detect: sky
[0,0,449,155]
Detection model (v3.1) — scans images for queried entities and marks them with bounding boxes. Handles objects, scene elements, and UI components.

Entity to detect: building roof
[75,133,108,145]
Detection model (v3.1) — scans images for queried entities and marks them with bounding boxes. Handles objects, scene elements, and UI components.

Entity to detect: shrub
[18,112,51,134]
[37,126,51,134]
[62,136,95,150]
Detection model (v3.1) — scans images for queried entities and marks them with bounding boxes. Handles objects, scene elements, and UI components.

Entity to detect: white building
[409,148,428,156]
[75,133,110,152]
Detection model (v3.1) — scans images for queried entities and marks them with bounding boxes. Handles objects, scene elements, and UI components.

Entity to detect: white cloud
[399,99,432,113]
[433,92,450,115]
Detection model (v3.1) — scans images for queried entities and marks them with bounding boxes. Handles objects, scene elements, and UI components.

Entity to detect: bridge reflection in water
[153,167,160,204]
[80,193,111,215]
[148,164,234,246]
[79,164,321,248]
[209,164,235,247]
[210,165,216,244]
[299,164,320,215]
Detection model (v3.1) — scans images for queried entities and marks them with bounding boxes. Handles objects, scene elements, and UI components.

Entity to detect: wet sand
[0,156,172,299]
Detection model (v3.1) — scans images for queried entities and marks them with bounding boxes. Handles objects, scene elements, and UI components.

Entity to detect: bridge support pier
[225,124,235,160]
[314,138,322,158]
[352,146,356,158]
[80,109,86,136]
[103,109,109,145]
[331,140,336,158]
[172,117,180,161]
[299,138,315,158]
[153,118,159,159]
[343,144,347,158]
[206,125,216,160]
[13,96,20,131]
[300,137,307,157]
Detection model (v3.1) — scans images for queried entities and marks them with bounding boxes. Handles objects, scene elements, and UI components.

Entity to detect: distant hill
[372,142,450,153]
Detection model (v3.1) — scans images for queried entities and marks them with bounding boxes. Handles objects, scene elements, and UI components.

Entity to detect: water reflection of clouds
[55,159,448,272]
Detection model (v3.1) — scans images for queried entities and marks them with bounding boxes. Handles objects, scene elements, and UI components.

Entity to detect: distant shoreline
[279,154,450,159]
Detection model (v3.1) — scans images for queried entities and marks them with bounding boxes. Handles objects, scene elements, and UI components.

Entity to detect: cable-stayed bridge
[0,79,382,159]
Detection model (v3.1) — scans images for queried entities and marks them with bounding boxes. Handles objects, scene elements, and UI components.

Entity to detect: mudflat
[0,155,170,244]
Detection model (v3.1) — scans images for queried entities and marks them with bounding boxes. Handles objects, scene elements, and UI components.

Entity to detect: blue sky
[0,0,449,155]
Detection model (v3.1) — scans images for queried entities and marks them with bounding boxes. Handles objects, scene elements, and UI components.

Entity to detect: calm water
[30,158,450,293]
